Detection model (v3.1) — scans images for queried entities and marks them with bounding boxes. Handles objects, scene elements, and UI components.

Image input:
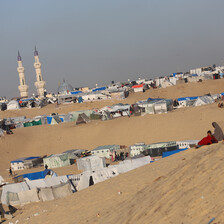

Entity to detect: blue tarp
[147,98,163,102]
[47,116,52,124]
[191,74,198,77]
[71,91,82,95]
[24,157,40,161]
[92,87,106,92]
[16,169,51,181]
[162,148,188,158]
[177,96,198,101]
[11,156,40,163]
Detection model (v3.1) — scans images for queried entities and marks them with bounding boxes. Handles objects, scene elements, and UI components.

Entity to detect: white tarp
[7,100,20,110]
[77,156,106,171]
[1,182,29,205]
[18,188,40,205]
[109,156,151,174]
[76,167,119,191]
[193,96,214,107]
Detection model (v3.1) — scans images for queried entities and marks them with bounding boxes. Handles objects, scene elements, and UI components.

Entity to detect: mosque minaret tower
[17,51,29,98]
[34,46,46,97]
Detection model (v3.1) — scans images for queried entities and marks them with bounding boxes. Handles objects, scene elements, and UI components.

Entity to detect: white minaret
[17,51,29,98]
[34,46,46,97]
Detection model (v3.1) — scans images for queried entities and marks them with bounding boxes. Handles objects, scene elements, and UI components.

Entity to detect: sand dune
[1,79,224,223]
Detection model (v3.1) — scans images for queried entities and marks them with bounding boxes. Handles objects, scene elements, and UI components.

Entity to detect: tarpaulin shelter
[143,142,178,157]
[91,145,120,159]
[47,115,62,125]
[14,169,56,182]
[7,100,20,110]
[193,96,214,107]
[43,153,70,169]
[69,110,93,121]
[77,156,106,171]
[76,113,90,125]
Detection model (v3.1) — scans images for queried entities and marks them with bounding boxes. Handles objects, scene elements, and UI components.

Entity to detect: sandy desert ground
[1,79,224,223]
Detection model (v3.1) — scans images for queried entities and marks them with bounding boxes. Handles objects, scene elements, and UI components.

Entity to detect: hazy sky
[1,0,224,98]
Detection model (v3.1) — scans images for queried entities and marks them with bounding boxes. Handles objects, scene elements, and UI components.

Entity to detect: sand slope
[5,143,224,224]
[1,79,224,223]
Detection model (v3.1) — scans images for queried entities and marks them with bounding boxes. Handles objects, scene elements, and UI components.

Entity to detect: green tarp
[23,119,42,127]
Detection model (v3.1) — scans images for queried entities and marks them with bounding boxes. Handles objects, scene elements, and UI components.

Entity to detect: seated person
[198,130,218,146]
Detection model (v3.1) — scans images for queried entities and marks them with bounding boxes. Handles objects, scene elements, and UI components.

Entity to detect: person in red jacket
[198,130,218,146]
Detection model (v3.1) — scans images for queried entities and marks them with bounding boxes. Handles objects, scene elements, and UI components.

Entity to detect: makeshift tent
[154,99,173,114]
[193,96,214,107]
[77,156,106,171]
[47,115,62,125]
[76,167,119,191]
[14,169,56,182]
[69,110,93,121]
[23,119,42,127]
[7,100,20,110]
[18,188,40,205]
[91,145,120,159]
[109,156,151,174]
[142,142,178,157]
[44,153,70,169]
[176,140,199,149]
[76,113,90,125]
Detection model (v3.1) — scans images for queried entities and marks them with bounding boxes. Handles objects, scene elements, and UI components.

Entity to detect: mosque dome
[58,80,74,94]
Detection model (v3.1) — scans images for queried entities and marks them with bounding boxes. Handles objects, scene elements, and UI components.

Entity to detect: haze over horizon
[1,0,224,98]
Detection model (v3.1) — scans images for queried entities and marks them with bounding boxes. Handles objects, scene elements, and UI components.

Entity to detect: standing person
[9,167,12,176]
[212,122,224,141]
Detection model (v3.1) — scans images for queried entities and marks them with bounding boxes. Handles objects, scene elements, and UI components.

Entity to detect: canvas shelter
[193,96,214,107]
[77,155,106,171]
[7,100,20,110]
[76,167,119,191]
[76,113,90,125]
[154,99,173,114]
[91,145,120,159]
[69,110,93,121]
[177,96,198,107]
[44,153,70,169]
[132,84,144,92]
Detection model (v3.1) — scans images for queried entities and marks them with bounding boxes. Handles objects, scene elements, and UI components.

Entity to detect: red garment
[198,135,218,146]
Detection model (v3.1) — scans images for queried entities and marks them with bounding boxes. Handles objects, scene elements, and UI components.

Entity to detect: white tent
[7,100,20,110]
[109,156,151,174]
[77,156,106,171]
[193,96,214,107]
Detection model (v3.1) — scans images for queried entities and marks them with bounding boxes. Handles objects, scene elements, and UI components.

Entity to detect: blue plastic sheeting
[191,74,198,76]
[16,169,52,181]
[162,148,188,158]
[47,116,53,124]
[220,92,224,96]
[177,96,198,101]
[11,160,24,163]
[92,87,106,92]
[19,98,34,102]
[24,157,40,161]
[147,98,163,102]
[71,91,82,95]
